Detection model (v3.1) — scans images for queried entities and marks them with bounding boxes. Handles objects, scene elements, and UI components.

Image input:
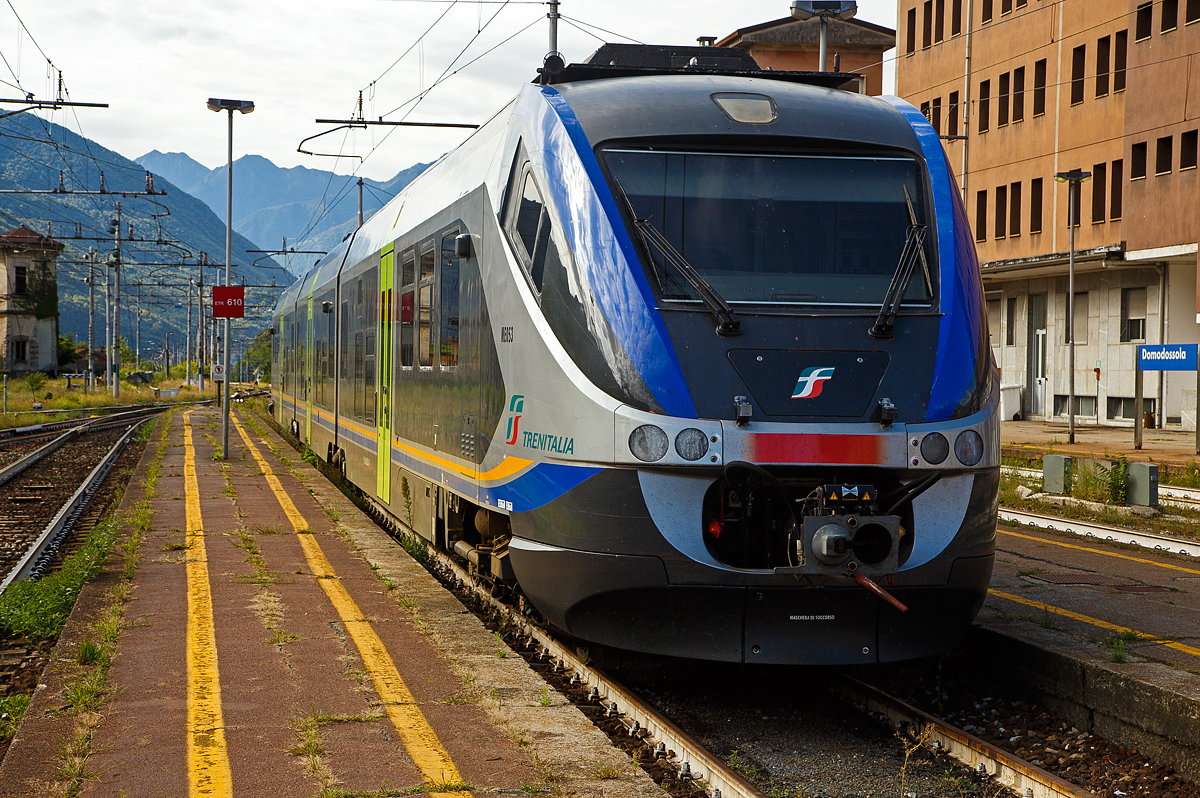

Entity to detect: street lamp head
[207,98,255,114]
[791,1,858,20]
[1055,169,1092,183]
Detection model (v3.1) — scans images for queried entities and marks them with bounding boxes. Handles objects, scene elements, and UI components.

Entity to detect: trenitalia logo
[504,394,524,445]
[791,367,835,399]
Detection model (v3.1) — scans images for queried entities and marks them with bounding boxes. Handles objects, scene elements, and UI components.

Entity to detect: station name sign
[212,286,244,318]
[1138,344,1198,371]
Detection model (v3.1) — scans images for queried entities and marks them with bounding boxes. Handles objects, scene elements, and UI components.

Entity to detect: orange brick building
[898,0,1200,428]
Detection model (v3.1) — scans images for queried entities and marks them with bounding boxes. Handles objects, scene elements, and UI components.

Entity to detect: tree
[240,327,272,382]
[58,332,80,368]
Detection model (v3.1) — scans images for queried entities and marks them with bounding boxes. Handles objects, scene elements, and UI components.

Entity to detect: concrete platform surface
[0,408,664,798]
[1002,419,1200,464]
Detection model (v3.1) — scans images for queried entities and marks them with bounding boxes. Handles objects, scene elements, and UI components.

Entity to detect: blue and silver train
[272,44,999,665]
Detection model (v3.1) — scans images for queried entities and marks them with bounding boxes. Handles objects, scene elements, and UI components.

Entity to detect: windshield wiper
[610,178,741,336]
[869,185,934,340]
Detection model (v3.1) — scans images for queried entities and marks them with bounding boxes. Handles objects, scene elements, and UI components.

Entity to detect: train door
[305,287,315,445]
[377,244,395,503]
[1026,293,1047,417]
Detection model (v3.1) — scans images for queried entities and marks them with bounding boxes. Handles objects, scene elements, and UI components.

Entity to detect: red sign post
[212,286,245,318]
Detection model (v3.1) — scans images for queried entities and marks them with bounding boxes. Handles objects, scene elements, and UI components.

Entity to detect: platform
[0,408,662,798]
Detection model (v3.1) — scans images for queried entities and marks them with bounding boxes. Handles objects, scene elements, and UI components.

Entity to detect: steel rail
[365,497,767,798]
[0,419,146,594]
[833,674,1091,798]
[997,508,1200,557]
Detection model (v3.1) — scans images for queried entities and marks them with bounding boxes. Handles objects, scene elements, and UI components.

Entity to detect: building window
[1121,287,1147,342]
[995,184,1008,238]
[979,79,990,133]
[998,72,1010,126]
[1132,141,1148,179]
[952,0,963,35]
[1010,181,1022,237]
[1092,162,1108,223]
[1136,2,1153,41]
[1017,0,1027,7]
[976,190,987,241]
[1182,130,1198,170]
[1163,0,1179,32]
[1002,0,1012,13]
[935,0,945,42]
[1111,159,1124,219]
[1071,45,1086,105]
[13,265,26,295]
[1188,0,1200,25]
[1157,136,1174,174]
[982,0,993,23]
[1033,59,1047,116]
[11,339,26,364]
[1096,36,1111,97]
[907,8,917,54]
[948,91,960,136]
[923,0,933,48]
[1006,297,1017,346]
[932,96,942,133]
[1030,177,1043,233]
[987,297,1001,350]
[1056,395,1097,417]
[1115,31,1128,91]
[921,100,931,123]
[1068,292,1089,345]
[1012,66,1025,121]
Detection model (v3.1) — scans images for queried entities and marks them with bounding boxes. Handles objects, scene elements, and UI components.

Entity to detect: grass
[0,376,219,432]
[0,694,30,741]
[1100,629,1143,662]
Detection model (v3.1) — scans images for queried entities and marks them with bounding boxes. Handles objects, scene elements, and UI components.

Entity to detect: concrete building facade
[897,0,1200,428]
[0,225,62,374]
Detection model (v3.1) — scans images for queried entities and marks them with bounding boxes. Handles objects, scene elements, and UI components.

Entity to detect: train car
[271,44,999,665]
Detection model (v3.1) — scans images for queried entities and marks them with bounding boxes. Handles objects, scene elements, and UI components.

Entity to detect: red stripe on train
[749,434,883,465]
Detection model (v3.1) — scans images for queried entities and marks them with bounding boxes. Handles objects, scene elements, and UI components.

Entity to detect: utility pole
[186,277,193,386]
[198,253,206,391]
[104,248,111,389]
[548,0,559,57]
[86,248,95,393]
[109,203,122,398]
[135,284,142,370]
[357,178,364,228]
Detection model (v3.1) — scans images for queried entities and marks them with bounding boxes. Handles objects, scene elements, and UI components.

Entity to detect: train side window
[515,174,543,259]
[507,169,563,295]
[400,248,415,368]
[340,301,349,380]
[418,241,436,367]
[440,232,459,369]
[365,269,377,424]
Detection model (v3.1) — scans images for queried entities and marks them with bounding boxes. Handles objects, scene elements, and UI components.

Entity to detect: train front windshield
[603,148,937,309]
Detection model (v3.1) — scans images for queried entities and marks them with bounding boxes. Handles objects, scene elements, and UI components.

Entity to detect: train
[272,43,999,665]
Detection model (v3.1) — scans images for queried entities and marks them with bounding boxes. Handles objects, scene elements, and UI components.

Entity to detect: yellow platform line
[231,414,467,795]
[988,588,1200,659]
[183,412,234,798]
[999,529,1200,576]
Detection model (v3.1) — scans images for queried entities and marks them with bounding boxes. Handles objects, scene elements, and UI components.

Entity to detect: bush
[21,372,47,394]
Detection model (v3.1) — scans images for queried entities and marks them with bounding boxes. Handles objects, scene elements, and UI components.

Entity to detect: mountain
[0,115,290,359]
[136,151,432,258]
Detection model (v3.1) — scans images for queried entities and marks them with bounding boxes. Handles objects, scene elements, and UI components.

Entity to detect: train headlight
[629,425,669,462]
[954,430,985,466]
[674,428,709,461]
[919,432,949,464]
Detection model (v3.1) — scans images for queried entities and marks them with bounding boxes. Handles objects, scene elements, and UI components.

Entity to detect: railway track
[359,495,1094,798]
[1002,465,1200,556]
[0,415,152,593]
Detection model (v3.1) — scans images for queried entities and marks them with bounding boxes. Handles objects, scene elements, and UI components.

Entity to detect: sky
[8,1,898,184]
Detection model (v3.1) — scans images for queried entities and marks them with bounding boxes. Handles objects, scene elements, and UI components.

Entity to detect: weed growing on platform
[230,530,284,585]
[75,639,103,666]
[0,694,30,741]
[538,686,553,706]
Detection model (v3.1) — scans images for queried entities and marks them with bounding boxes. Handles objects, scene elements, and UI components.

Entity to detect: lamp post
[208,97,255,460]
[1055,168,1092,444]
[165,331,176,379]
[107,204,122,398]
[790,1,858,72]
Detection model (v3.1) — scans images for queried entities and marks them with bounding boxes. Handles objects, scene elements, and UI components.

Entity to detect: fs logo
[791,367,835,399]
[504,395,524,445]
